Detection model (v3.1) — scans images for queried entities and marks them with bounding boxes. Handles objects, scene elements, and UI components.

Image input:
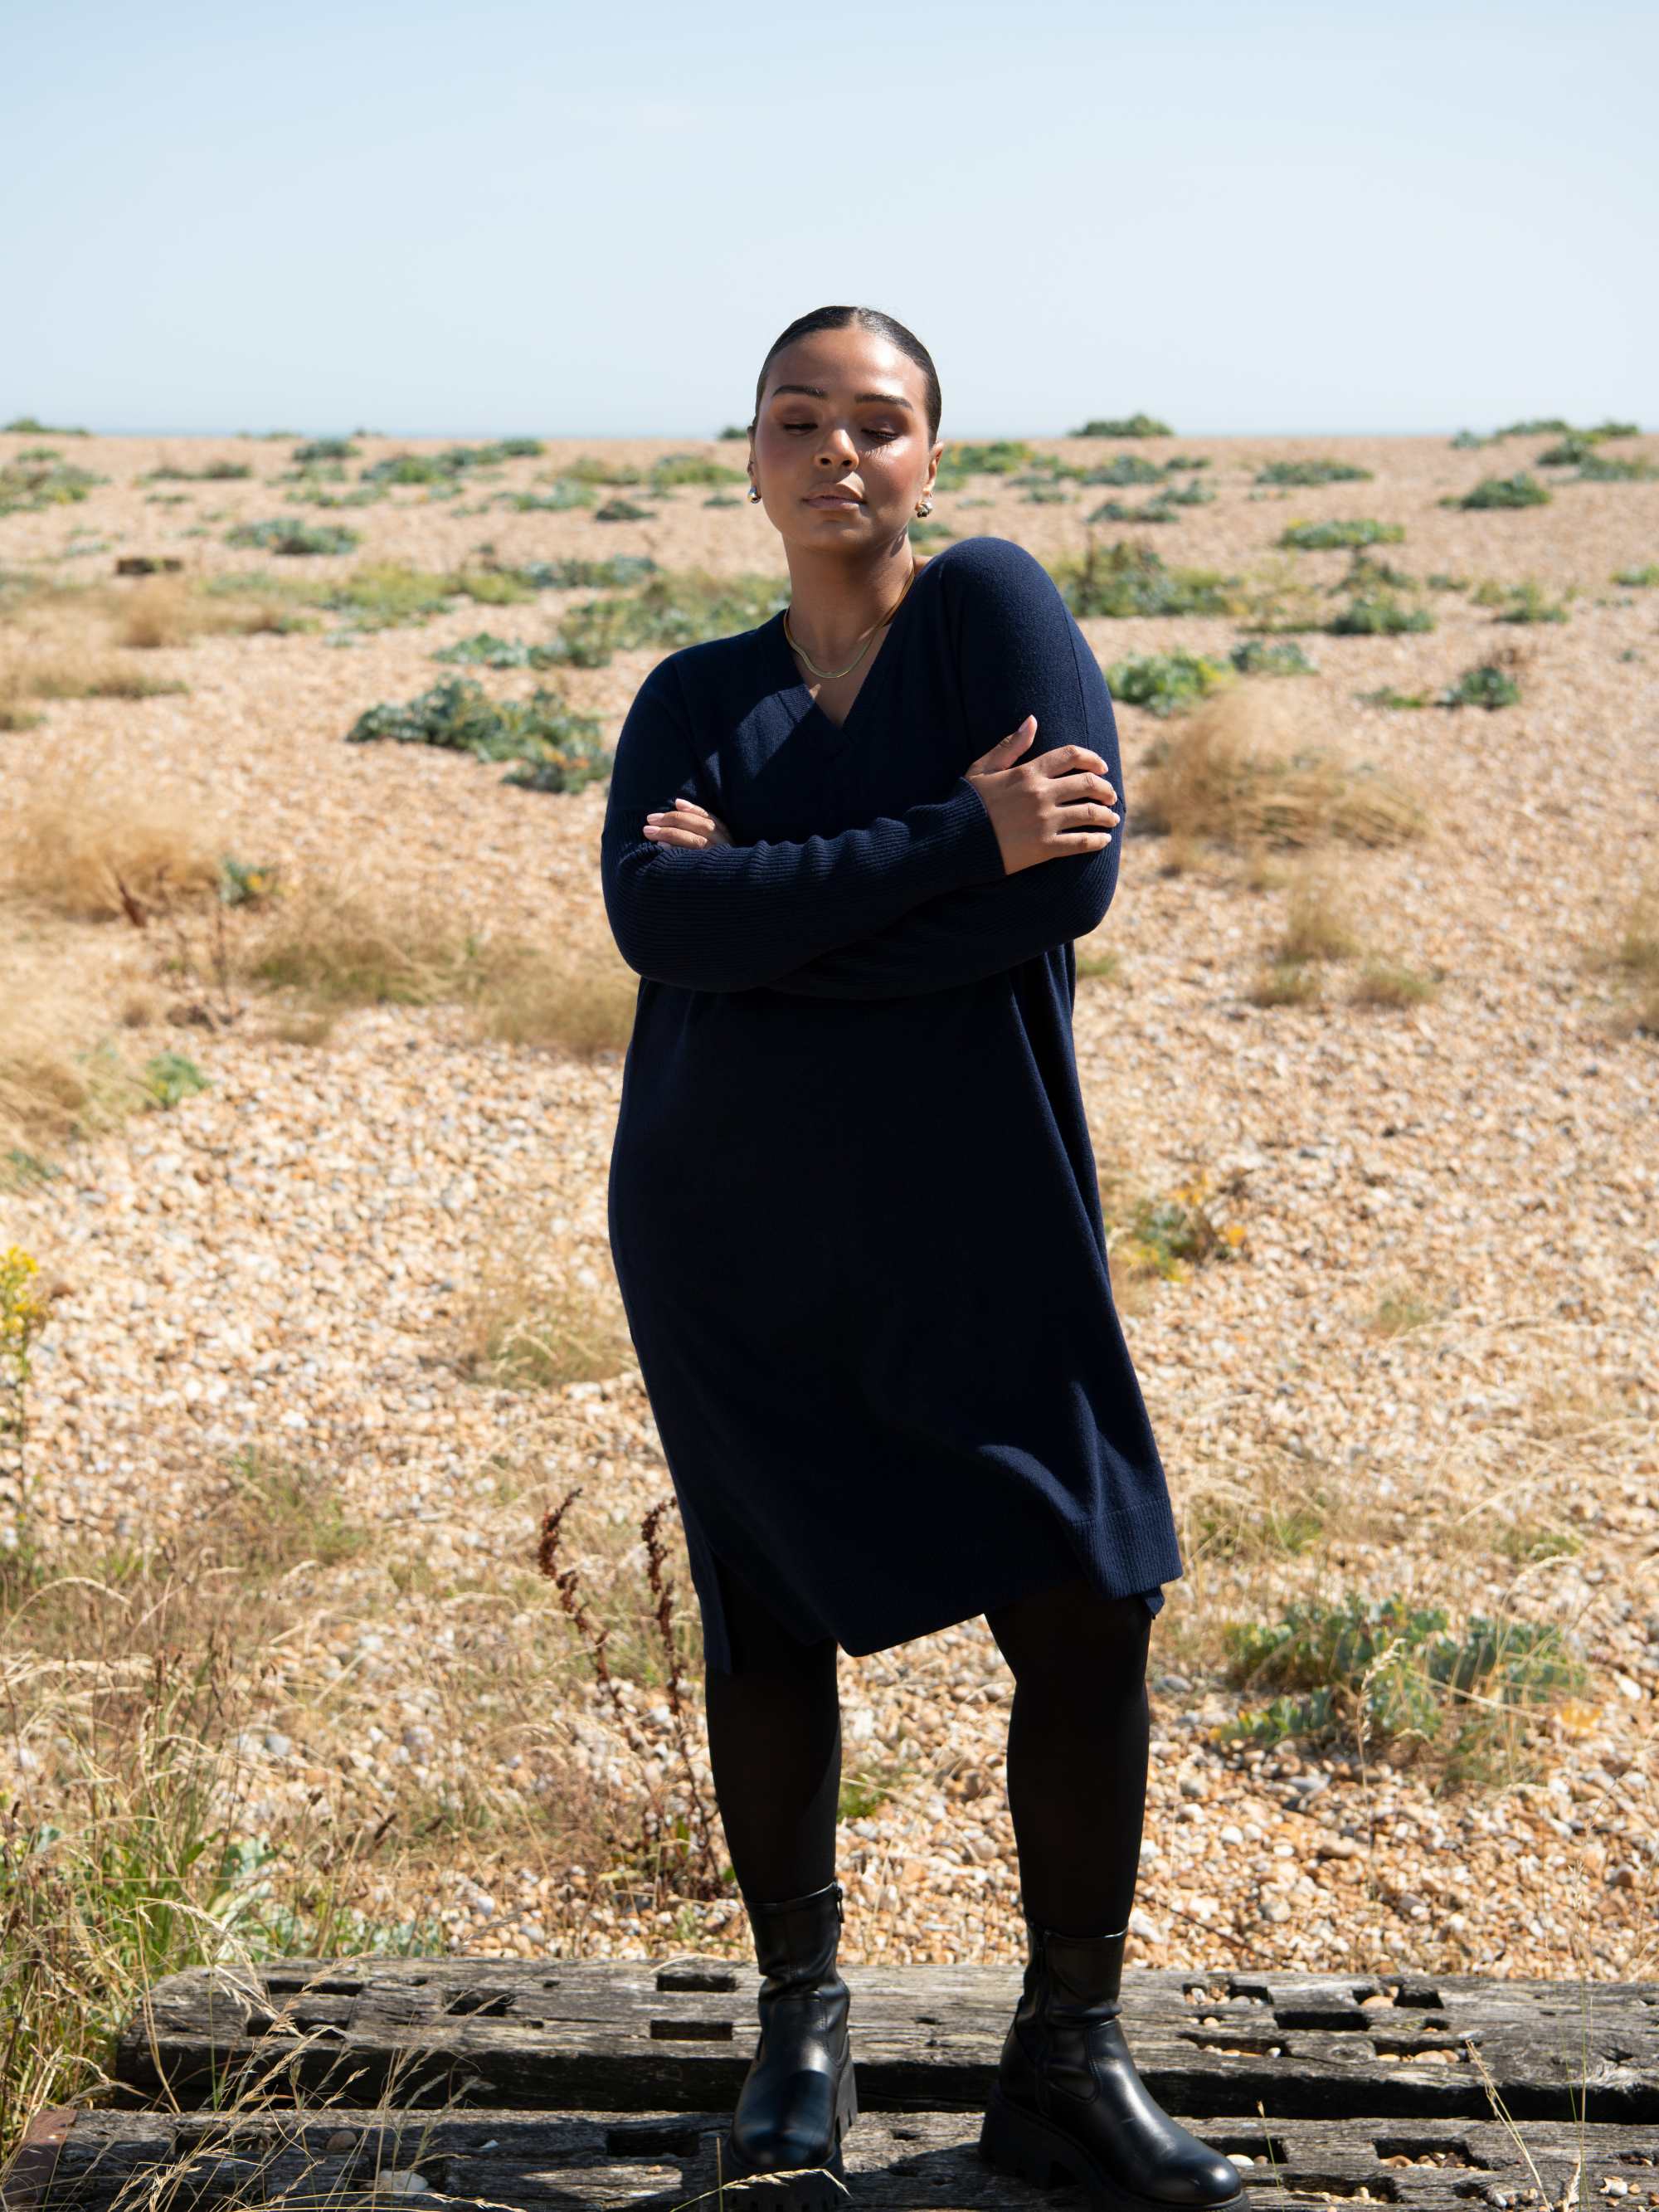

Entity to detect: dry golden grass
[0,1450,713,2154]
[0,572,302,723]
[0,640,187,727]
[1248,957,1323,1006]
[1137,686,1427,853]
[455,1211,635,1390]
[467,940,637,1057]
[0,935,151,1157]
[0,578,203,724]
[239,875,635,1057]
[1180,1438,1360,1578]
[1350,956,1441,1007]
[111,572,309,647]
[1617,870,1659,975]
[0,992,99,1152]
[1610,868,1659,1035]
[1,769,222,923]
[236,877,472,1007]
[1278,859,1363,962]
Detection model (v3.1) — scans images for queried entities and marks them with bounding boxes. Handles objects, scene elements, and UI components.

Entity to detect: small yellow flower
[0,1245,49,1354]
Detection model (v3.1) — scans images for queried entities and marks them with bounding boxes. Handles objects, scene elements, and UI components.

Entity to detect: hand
[643,799,733,849]
[965,716,1120,876]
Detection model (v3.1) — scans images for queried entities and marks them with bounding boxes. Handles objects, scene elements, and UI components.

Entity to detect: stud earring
[914,497,933,516]
[747,483,761,503]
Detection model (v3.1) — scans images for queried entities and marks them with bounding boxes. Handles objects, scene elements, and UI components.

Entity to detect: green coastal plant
[1438,662,1520,709]
[1491,579,1573,624]
[502,480,594,512]
[1105,652,1232,717]
[1446,472,1551,509]
[559,457,642,487]
[1219,1591,1583,1778]
[531,567,786,668]
[1086,454,1165,487]
[142,1052,212,1108]
[646,453,745,493]
[1058,539,1243,619]
[225,519,361,556]
[0,461,107,515]
[345,676,611,792]
[291,438,361,463]
[434,632,562,669]
[1574,452,1657,483]
[1073,414,1173,438]
[1326,592,1434,635]
[1277,518,1404,550]
[1330,551,1415,594]
[931,440,1034,492]
[1230,639,1316,675]
[1256,459,1373,486]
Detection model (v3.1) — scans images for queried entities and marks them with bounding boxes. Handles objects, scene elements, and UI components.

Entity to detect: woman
[600,305,1243,2212]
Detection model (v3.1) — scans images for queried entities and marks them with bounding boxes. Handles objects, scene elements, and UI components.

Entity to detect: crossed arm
[759,621,1122,999]
[599,540,1125,1000]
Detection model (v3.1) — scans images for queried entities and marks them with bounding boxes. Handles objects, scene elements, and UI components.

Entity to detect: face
[748,325,940,544]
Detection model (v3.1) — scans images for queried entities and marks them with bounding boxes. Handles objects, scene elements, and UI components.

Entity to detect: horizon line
[4,422,1580,442]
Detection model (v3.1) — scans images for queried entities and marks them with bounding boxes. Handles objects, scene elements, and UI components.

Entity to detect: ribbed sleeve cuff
[938,776,1006,889]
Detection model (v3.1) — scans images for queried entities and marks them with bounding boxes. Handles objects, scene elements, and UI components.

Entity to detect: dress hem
[696,1503,1183,1676]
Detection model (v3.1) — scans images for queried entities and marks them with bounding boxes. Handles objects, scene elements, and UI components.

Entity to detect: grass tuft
[1136,688,1425,853]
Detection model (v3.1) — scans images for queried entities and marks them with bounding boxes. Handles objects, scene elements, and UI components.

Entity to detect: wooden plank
[9,2106,1657,2212]
[114,1961,1659,2122]
[0,2108,75,2212]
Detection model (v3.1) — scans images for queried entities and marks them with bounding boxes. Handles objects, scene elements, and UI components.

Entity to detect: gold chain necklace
[784,558,919,681]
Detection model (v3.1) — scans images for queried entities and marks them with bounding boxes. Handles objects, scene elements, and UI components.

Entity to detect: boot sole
[719,2058,859,2210]
[980,2085,1248,2212]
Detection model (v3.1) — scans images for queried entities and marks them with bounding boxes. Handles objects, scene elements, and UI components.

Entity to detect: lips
[806,490,862,505]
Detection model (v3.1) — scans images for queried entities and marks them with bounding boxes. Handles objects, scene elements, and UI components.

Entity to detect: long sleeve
[601,656,1007,992]
[758,558,1122,1001]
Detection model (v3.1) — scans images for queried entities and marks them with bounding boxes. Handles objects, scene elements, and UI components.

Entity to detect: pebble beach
[1,426,1655,1993]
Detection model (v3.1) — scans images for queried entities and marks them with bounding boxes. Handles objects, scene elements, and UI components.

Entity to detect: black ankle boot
[980,1918,1245,2210]
[722,1878,858,2210]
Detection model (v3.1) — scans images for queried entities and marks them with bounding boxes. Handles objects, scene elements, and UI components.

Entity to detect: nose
[815,426,859,464]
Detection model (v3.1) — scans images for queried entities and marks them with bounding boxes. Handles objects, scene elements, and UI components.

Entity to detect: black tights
[703,1559,1151,1937]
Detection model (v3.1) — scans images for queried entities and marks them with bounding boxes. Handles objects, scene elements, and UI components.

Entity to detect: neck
[783,543,918,663]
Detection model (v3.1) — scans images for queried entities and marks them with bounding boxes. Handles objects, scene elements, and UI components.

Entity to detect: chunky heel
[981,1919,1247,2212]
[836,2050,859,2132]
[979,2088,1066,2189]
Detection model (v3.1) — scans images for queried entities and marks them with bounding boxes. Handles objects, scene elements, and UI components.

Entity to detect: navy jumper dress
[600,534,1184,1675]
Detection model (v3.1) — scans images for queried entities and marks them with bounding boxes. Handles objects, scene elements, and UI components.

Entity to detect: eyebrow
[770,384,915,412]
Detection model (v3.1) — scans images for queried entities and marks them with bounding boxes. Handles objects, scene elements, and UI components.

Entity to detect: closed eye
[783,423,899,441]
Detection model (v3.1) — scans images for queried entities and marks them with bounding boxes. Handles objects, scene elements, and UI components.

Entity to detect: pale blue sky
[5,0,1652,438]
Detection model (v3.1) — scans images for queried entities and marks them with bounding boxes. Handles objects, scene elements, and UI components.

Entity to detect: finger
[643,825,710,847]
[647,802,712,823]
[1049,828,1114,850]
[1053,771,1118,805]
[968,719,1037,775]
[1053,801,1120,829]
[1038,744,1107,776]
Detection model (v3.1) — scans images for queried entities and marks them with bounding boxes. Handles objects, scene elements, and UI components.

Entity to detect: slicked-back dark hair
[749,306,942,446]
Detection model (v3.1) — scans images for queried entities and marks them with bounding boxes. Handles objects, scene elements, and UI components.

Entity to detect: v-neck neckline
[769,550,941,747]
